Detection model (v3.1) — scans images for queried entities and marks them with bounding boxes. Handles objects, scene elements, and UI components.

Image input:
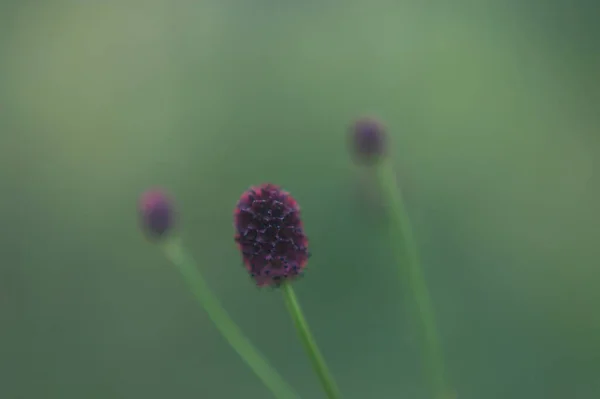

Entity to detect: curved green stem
[376,160,450,399]
[281,282,341,399]
[160,237,300,399]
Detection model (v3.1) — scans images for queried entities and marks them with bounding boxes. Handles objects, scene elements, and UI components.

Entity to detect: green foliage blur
[0,1,598,398]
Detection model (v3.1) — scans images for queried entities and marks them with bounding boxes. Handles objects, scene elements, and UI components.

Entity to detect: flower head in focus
[234,184,309,287]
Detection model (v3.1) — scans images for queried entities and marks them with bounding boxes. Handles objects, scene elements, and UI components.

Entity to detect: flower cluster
[234,184,310,287]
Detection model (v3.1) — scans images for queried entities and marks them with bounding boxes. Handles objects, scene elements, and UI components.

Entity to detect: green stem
[161,237,300,399]
[376,160,450,399]
[281,282,341,399]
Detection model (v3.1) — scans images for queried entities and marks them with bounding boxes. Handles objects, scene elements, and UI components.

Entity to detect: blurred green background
[1,1,598,398]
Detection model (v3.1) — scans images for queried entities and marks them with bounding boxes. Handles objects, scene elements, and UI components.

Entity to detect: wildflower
[349,117,387,164]
[139,189,174,238]
[234,184,309,287]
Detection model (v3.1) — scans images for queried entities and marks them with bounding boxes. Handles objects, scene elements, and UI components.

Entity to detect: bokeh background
[1,1,598,398]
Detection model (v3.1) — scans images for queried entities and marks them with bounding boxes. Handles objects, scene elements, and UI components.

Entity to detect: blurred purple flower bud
[349,117,387,165]
[139,189,174,239]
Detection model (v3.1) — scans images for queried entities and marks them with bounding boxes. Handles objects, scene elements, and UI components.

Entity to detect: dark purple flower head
[234,184,309,287]
[349,117,387,164]
[139,189,174,239]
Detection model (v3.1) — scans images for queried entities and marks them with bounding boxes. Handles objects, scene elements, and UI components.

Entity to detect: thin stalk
[376,160,450,399]
[281,281,341,399]
[161,237,300,399]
